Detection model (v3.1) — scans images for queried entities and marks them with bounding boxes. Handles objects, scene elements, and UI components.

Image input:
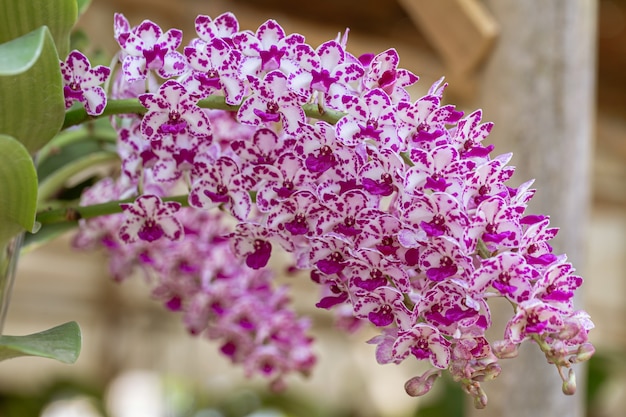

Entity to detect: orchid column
[470,1,597,416]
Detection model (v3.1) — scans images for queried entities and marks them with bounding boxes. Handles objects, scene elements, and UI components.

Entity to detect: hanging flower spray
[52,11,595,407]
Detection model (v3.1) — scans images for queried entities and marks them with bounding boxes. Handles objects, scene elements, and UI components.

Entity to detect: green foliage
[0,0,82,243]
[76,0,92,17]
[0,0,78,57]
[0,378,105,417]
[0,0,84,367]
[0,0,77,154]
[413,374,466,417]
[21,223,78,254]
[0,27,65,155]
[0,135,39,243]
[585,349,626,416]
[0,321,81,364]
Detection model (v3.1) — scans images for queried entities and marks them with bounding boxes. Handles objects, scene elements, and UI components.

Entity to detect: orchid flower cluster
[59,11,594,407]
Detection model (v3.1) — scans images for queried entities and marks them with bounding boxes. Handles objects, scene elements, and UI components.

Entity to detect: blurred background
[0,0,625,416]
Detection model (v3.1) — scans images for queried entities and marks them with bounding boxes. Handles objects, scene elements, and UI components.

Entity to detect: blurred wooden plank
[398,0,499,74]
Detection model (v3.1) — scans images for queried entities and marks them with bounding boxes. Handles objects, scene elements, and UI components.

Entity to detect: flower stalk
[36,195,190,225]
[62,97,345,130]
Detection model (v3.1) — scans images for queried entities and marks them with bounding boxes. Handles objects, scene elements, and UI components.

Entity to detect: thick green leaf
[0,135,39,244]
[0,27,65,154]
[76,0,92,17]
[0,321,81,364]
[0,0,78,58]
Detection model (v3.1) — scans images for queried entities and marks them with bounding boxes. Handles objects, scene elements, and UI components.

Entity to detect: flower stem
[302,103,344,125]
[476,239,492,259]
[62,97,345,130]
[63,99,145,129]
[36,195,190,225]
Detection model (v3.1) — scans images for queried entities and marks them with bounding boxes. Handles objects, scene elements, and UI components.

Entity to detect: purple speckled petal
[65,51,90,75]
[278,105,306,134]
[130,20,162,48]
[159,28,183,50]
[82,87,108,116]
[257,19,285,46]
[159,51,188,78]
[318,40,344,69]
[123,55,148,82]
[237,96,264,126]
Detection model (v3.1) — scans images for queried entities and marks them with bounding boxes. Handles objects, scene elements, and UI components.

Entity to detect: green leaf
[0,0,78,58]
[76,0,92,17]
[22,223,77,254]
[0,321,81,364]
[36,123,117,181]
[0,27,65,154]
[0,27,65,153]
[37,150,118,205]
[0,135,39,244]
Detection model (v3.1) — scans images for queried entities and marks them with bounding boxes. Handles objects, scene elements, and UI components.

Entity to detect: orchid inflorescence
[60,11,594,407]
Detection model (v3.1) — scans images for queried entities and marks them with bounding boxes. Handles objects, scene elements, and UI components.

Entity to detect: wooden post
[397,0,499,75]
[468,1,597,417]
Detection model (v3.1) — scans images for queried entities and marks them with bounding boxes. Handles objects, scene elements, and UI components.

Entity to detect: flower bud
[493,339,518,359]
[470,385,488,409]
[571,342,595,363]
[404,369,441,397]
[562,368,577,395]
[557,322,579,340]
[473,362,502,382]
